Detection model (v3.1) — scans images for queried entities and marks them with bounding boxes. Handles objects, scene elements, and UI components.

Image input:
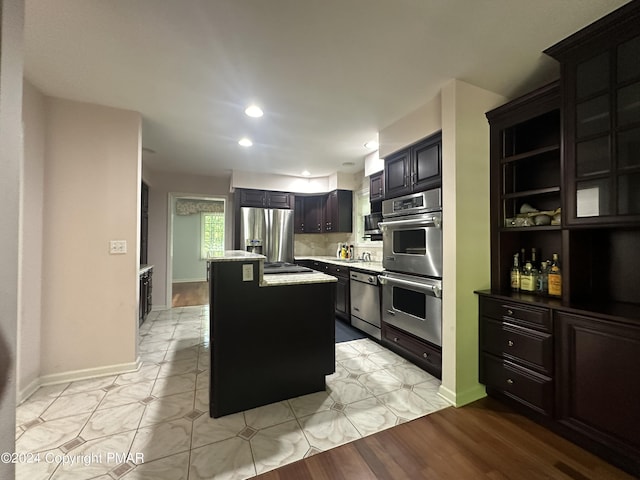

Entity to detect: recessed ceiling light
[238,137,253,147]
[301,170,311,176]
[245,105,263,118]
[364,140,379,150]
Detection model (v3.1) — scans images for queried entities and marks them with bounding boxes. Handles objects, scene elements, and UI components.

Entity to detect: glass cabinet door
[569,33,640,222]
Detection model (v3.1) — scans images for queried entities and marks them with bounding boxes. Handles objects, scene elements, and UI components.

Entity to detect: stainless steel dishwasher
[350,270,381,340]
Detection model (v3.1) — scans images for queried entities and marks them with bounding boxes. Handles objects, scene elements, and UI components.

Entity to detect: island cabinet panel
[209,259,335,418]
[556,311,640,472]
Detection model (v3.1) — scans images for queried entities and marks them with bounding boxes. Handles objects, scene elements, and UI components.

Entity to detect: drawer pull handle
[507,309,513,316]
[423,352,430,358]
[394,337,399,342]
[507,340,514,347]
[506,378,514,385]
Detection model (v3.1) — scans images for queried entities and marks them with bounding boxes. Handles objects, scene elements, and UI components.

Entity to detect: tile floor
[15,305,450,480]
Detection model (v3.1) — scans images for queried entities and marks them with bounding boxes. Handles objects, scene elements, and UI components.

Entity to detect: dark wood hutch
[477,2,640,476]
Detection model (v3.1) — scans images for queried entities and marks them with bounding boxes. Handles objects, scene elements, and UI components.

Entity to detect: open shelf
[501,144,560,164]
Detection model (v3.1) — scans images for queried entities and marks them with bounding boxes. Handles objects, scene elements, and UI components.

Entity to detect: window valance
[175,199,224,215]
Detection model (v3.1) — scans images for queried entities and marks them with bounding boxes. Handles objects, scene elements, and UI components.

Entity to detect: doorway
[167,193,227,308]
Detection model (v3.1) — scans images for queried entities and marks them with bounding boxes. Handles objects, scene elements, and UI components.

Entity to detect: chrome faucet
[362,251,372,262]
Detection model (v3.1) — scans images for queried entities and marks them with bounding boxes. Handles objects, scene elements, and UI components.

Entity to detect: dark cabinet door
[323,190,353,233]
[384,150,411,198]
[412,136,441,191]
[557,312,640,462]
[239,189,266,207]
[140,182,149,265]
[294,196,305,233]
[335,275,349,320]
[266,191,293,209]
[324,191,337,232]
[304,196,324,233]
[369,171,385,202]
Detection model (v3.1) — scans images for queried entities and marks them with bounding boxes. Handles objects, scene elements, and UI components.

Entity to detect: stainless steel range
[378,188,443,348]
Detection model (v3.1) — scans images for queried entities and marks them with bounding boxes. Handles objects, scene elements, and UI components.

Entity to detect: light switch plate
[109,240,127,254]
[242,264,253,281]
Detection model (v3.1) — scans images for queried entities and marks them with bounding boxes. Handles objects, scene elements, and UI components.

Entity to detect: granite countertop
[205,251,337,287]
[261,271,337,287]
[205,250,266,262]
[295,256,385,273]
[139,264,154,274]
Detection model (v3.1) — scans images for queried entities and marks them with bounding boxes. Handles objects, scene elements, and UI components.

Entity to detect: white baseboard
[18,357,142,404]
[438,383,486,407]
[172,278,206,283]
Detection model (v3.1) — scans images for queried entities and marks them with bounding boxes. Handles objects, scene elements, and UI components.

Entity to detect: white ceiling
[24,0,630,179]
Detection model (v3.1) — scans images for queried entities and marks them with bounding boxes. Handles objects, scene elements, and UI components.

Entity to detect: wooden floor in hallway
[256,396,634,480]
[171,281,208,307]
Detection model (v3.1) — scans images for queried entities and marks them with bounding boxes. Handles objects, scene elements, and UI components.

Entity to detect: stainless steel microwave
[364,212,383,235]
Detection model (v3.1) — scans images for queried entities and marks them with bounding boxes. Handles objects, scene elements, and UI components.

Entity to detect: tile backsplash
[294,233,382,261]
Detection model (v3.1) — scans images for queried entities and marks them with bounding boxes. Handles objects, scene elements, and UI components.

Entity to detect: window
[201,211,225,258]
[354,188,372,245]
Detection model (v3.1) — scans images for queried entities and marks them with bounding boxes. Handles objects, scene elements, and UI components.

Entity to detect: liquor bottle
[520,262,537,292]
[531,248,538,270]
[536,261,549,295]
[510,253,521,291]
[548,253,562,297]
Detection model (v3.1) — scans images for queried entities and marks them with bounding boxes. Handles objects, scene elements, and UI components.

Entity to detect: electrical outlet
[109,240,127,254]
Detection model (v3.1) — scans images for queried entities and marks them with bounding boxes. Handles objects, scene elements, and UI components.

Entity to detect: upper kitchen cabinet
[294,190,353,234]
[237,188,294,209]
[324,190,352,233]
[369,170,385,203]
[545,2,640,226]
[384,132,442,199]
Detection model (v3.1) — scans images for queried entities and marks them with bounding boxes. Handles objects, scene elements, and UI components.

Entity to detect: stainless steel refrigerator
[239,207,294,263]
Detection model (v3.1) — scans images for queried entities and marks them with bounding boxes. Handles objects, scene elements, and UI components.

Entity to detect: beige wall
[378,94,442,158]
[18,80,46,397]
[440,79,506,406]
[143,168,231,308]
[0,0,24,475]
[40,98,141,378]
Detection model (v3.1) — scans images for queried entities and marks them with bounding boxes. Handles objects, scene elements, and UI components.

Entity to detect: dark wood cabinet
[237,188,294,209]
[478,296,554,415]
[305,260,350,321]
[294,190,352,234]
[556,311,640,473]
[486,81,563,298]
[382,323,442,379]
[139,267,153,326]
[324,190,352,233]
[478,5,640,475]
[545,3,640,226]
[384,132,442,199]
[140,182,149,265]
[369,170,384,202]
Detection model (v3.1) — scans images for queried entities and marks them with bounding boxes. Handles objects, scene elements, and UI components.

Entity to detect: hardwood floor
[256,396,634,480]
[171,281,208,307]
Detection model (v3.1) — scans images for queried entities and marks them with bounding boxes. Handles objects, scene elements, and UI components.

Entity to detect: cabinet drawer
[326,263,349,278]
[481,354,553,416]
[481,318,553,374]
[480,297,551,331]
[383,324,442,379]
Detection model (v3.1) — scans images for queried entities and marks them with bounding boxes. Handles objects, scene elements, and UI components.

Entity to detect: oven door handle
[378,216,441,231]
[378,275,442,298]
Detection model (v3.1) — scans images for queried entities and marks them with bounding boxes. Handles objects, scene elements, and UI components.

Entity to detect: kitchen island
[207,251,337,418]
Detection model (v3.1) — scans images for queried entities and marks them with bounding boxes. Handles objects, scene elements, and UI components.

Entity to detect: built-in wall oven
[379,189,442,278]
[378,188,443,349]
[378,272,442,346]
